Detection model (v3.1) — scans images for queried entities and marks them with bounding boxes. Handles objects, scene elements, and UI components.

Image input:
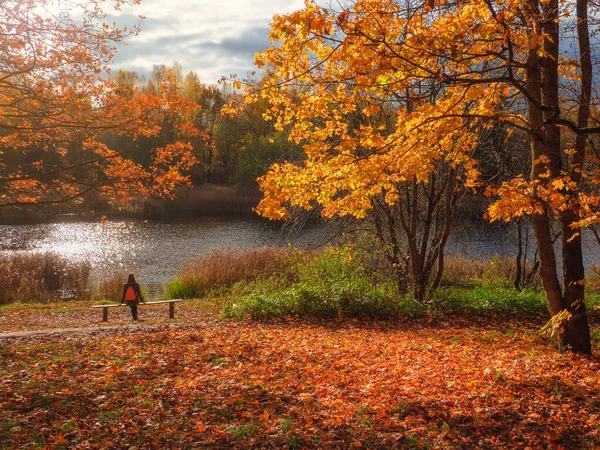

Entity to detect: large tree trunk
[527,0,592,354]
[527,0,563,315]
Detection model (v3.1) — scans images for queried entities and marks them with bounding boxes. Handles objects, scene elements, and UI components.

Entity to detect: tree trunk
[526,1,564,315]
[526,0,592,353]
[557,0,594,354]
[515,219,523,290]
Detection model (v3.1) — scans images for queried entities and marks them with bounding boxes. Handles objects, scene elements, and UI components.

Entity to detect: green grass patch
[228,424,259,440]
[429,281,547,316]
[165,278,198,300]
[591,329,600,352]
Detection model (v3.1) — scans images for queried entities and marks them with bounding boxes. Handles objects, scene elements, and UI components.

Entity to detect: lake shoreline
[0,184,264,225]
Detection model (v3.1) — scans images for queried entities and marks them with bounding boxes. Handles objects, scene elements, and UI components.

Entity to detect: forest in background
[0,62,305,222]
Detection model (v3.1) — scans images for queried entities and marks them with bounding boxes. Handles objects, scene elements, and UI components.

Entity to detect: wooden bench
[92,299,184,322]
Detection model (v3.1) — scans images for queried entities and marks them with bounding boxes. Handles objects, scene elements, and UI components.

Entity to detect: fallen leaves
[0,316,599,448]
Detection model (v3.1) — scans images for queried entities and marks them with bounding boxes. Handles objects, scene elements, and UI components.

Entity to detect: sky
[109,0,308,85]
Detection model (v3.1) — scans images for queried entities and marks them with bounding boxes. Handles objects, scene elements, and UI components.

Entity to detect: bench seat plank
[92,299,184,321]
[92,299,183,308]
[143,299,183,305]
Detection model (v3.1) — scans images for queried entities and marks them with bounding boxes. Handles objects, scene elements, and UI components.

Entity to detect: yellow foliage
[241,0,597,231]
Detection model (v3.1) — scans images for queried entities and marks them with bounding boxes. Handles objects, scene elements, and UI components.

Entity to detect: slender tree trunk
[559,0,593,353]
[432,167,456,292]
[515,219,523,290]
[561,216,591,353]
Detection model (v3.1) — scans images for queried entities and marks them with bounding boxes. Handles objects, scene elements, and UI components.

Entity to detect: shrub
[429,282,547,316]
[0,252,91,304]
[223,246,426,319]
[223,281,423,320]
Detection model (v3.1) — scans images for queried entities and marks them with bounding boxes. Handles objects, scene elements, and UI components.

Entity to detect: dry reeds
[166,247,314,299]
[0,252,91,304]
[443,255,516,283]
[95,270,132,302]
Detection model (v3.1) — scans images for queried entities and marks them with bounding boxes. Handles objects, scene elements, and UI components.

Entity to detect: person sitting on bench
[120,273,145,320]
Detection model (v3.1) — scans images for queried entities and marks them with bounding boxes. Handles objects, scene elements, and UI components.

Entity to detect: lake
[1,217,599,298]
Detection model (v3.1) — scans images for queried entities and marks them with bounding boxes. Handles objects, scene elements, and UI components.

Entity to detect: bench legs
[102,307,108,322]
[169,302,175,319]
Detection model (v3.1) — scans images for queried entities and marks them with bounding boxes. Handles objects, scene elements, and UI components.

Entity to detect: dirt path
[0,321,187,339]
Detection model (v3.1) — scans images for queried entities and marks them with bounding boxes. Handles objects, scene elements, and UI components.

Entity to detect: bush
[166,247,313,299]
[0,253,91,304]
[223,247,426,319]
[169,243,598,321]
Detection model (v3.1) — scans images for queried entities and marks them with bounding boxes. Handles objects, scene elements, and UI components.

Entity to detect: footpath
[0,321,203,340]
[0,323,151,339]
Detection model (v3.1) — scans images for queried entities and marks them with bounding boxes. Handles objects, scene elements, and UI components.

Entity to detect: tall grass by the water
[442,255,519,286]
[0,253,91,304]
[95,270,132,303]
[165,247,314,299]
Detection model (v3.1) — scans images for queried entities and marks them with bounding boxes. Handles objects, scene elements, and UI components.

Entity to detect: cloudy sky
[109,0,308,85]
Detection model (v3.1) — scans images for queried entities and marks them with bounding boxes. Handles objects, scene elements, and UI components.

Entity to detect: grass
[3,244,600,328]
[222,246,426,320]
[0,297,226,333]
[190,246,598,323]
[228,424,260,440]
[592,328,600,346]
[0,253,151,306]
[218,247,584,321]
[429,281,548,316]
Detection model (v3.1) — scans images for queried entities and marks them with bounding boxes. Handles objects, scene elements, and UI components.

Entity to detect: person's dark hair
[127,273,136,283]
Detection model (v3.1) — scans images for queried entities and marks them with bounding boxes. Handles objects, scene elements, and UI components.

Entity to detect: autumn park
[2,0,600,448]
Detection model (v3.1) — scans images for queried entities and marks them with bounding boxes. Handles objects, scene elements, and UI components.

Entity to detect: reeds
[442,255,518,285]
[166,247,313,299]
[0,252,91,304]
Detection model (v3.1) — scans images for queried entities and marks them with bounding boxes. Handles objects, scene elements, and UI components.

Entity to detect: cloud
[112,24,272,83]
[108,0,305,84]
[207,26,272,56]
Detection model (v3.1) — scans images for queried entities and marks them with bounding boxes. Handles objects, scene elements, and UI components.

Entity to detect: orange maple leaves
[240,0,600,239]
[2,317,600,447]
[0,1,201,209]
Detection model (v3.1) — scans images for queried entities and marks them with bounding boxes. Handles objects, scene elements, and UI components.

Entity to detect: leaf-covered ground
[0,299,216,333]
[1,313,599,449]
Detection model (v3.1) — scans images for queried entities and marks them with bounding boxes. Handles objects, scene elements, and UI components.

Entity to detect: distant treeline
[0,62,303,222]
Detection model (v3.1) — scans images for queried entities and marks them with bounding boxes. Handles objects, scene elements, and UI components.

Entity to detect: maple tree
[239,0,600,353]
[0,0,200,210]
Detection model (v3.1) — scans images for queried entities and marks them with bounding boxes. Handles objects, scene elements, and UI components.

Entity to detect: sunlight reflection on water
[0,219,329,297]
